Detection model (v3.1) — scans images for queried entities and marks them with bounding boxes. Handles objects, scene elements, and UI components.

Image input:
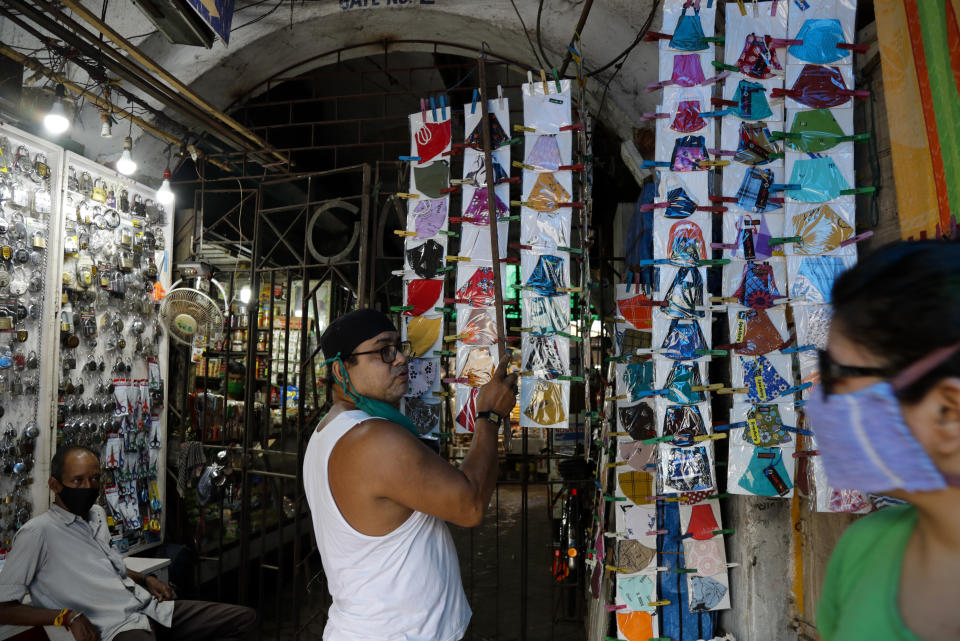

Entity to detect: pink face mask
[735,34,782,79]
[772,65,868,109]
[670,99,707,133]
[671,53,706,87]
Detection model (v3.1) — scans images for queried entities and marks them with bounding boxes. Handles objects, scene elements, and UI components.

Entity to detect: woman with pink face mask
[808,241,960,641]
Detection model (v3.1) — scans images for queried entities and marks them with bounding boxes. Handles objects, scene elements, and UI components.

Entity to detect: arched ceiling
[1,0,662,183]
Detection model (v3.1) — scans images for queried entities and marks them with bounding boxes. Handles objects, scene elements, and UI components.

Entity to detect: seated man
[0,447,257,641]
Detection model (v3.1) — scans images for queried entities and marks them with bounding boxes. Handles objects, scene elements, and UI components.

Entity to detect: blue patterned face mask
[789,19,850,64]
[664,267,705,319]
[669,4,708,51]
[664,362,705,405]
[665,186,698,219]
[525,254,566,296]
[787,157,852,203]
[661,319,707,361]
[742,355,791,403]
[738,447,793,496]
[624,361,654,402]
[731,80,772,120]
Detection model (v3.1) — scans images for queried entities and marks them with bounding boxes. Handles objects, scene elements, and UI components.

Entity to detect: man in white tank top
[304,309,518,641]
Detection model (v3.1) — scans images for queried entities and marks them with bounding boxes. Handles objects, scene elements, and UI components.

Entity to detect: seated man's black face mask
[58,484,100,517]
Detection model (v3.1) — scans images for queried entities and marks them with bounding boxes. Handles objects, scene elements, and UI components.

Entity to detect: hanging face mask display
[455,387,480,433]
[456,346,496,387]
[670,98,708,134]
[733,446,794,497]
[730,80,773,120]
[405,238,445,279]
[618,361,654,402]
[520,377,568,428]
[662,403,708,443]
[774,65,860,109]
[740,355,793,403]
[408,198,447,239]
[732,261,782,309]
[412,161,450,198]
[786,157,853,203]
[464,153,509,187]
[411,113,451,163]
[780,108,855,154]
[660,318,708,361]
[730,308,786,356]
[734,122,781,166]
[458,307,499,346]
[669,53,707,87]
[523,254,567,296]
[618,402,656,442]
[668,3,709,51]
[742,404,792,447]
[523,295,570,337]
[523,336,568,381]
[660,445,713,492]
[524,173,571,213]
[735,167,781,213]
[670,135,709,172]
[788,204,854,255]
[405,315,443,358]
[735,34,783,79]
[616,284,654,331]
[617,470,656,505]
[665,220,706,265]
[617,326,650,361]
[525,135,564,172]
[404,358,439,398]
[402,397,441,436]
[465,113,510,148]
[664,185,699,218]
[789,19,853,64]
[463,188,508,225]
[403,278,444,317]
[618,539,657,575]
[663,266,704,319]
[662,361,705,406]
[521,211,571,249]
[455,267,496,307]
[788,255,855,305]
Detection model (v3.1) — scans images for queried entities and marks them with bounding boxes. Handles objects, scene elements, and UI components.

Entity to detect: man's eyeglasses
[350,341,412,364]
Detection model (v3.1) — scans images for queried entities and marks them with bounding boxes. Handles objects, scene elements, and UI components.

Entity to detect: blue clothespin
[429,96,438,123]
[782,425,815,436]
[471,89,479,115]
[700,109,729,119]
[713,421,747,432]
[780,344,816,354]
[398,155,421,162]
[781,382,813,396]
[641,160,671,168]
[771,183,802,192]
[440,94,447,120]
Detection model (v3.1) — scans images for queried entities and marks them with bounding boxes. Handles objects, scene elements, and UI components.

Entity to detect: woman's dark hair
[831,240,960,402]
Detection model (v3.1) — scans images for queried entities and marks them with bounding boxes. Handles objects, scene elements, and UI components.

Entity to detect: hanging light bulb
[156,169,174,206]
[100,112,113,138]
[43,84,70,135]
[116,135,137,175]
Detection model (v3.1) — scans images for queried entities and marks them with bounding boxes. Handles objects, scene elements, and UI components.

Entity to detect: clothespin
[398,155,421,162]
[713,421,747,432]
[604,603,627,612]
[389,305,414,312]
[429,96,438,123]
[440,94,447,120]
[552,68,562,93]
[540,68,549,95]
[471,89,479,115]
[420,98,427,124]
[497,84,504,110]
[527,70,534,87]
[840,231,874,247]
[780,344,816,354]
[735,0,747,14]
[393,229,417,237]
[443,333,468,343]
[396,192,419,200]
[793,450,820,458]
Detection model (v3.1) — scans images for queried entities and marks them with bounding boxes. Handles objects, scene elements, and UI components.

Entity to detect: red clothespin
[559,201,586,209]
[697,205,728,213]
[700,71,730,86]
[793,450,820,458]
[840,89,871,100]
[769,38,802,48]
[641,112,670,121]
[646,79,674,93]
[712,97,738,107]
[640,202,668,212]
[420,98,428,124]
[837,42,870,53]
[559,122,585,132]
[439,186,461,194]
[509,243,533,251]
[642,31,672,42]
[840,231,874,248]
[707,148,737,157]
[558,163,585,172]
[710,195,738,204]
[499,256,520,264]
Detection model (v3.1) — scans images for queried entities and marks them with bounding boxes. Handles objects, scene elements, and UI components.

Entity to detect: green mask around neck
[327,355,419,438]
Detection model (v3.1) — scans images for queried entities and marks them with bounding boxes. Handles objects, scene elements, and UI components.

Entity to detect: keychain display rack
[0,122,172,557]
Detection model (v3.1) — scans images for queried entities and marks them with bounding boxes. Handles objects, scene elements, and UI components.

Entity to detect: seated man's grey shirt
[0,504,174,641]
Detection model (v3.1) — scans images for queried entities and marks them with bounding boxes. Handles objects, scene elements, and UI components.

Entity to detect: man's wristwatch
[476,410,503,427]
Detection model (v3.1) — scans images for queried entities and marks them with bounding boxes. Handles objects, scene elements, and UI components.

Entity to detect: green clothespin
[768,236,802,246]
[695,349,728,357]
[390,305,414,312]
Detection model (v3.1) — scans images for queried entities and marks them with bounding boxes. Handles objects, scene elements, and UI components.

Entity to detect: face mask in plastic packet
[405,358,438,398]
[413,160,450,198]
[458,347,495,387]
[787,157,851,203]
[525,135,563,172]
[685,536,726,578]
[792,256,849,304]
[525,254,566,296]
[662,445,713,492]
[664,361,705,405]
[624,361,654,401]
[618,574,657,615]
[525,295,570,336]
[731,80,773,120]
[789,19,851,64]
[463,189,509,225]
[790,205,853,255]
[456,387,480,432]
[669,4,709,51]
[742,404,791,446]
[414,119,451,163]
[466,113,510,148]
[671,99,707,134]
[780,109,853,153]
[617,293,654,331]
[407,315,442,358]
[618,470,656,506]
[738,447,793,496]
[664,267,704,319]
[773,65,858,109]
[736,33,783,79]
[403,397,441,435]
[734,122,781,166]
[465,154,509,187]
[406,239,444,278]
[690,576,728,612]
[667,220,706,266]
[663,404,707,443]
[672,53,707,87]
[523,211,570,248]
[619,403,656,441]
[734,309,783,356]
[618,327,649,358]
[621,440,657,473]
[404,278,444,317]
[661,319,707,360]
[734,262,782,309]
[456,267,496,307]
[685,503,719,540]
[525,173,571,212]
[523,379,567,426]
[618,539,657,574]
[736,167,780,213]
[670,135,709,172]
[410,198,447,239]
[742,355,791,403]
[525,336,566,380]
[665,186,698,219]
[734,214,773,261]
[460,308,498,345]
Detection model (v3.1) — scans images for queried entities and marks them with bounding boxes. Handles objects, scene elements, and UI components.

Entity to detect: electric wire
[508,0,544,69]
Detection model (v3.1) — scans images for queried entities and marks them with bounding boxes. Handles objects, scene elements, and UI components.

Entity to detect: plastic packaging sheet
[654,212,711,266]
[522,334,570,380]
[678,500,730,611]
[616,360,656,404]
[522,78,572,133]
[521,210,572,250]
[733,353,796,404]
[455,345,497,388]
[403,278,445,317]
[721,162,787,214]
[455,263,502,307]
[652,314,712,362]
[405,237,448,279]
[461,184,509,226]
[657,172,710,217]
[659,86,716,138]
[656,133,711,173]
[403,314,443,359]
[465,98,511,153]
[616,283,655,332]
[720,119,784,167]
[655,357,709,406]
[720,212,785,261]
[726,306,788,356]
[808,434,872,513]
[460,220,510,262]
[786,254,856,305]
[406,197,449,239]
[616,468,658,507]
[617,432,660,473]
[720,75,785,122]
[463,148,510,188]
[729,401,797,448]
[722,258,787,308]
[659,0,717,52]
[524,133,572,172]
[519,376,569,428]
[401,396,442,437]
[787,0,858,66]
[611,496,660,637]
[521,251,570,297]
[656,51,710,89]
[658,442,715,493]
[456,306,501,346]
[723,1,789,70]
[404,357,441,399]
[615,502,660,557]
[657,265,707,319]
[655,398,712,443]
[409,110,451,165]
[784,201,855,256]
[617,399,658,442]
[784,153,855,204]
[781,63,856,111]
[411,159,450,198]
[523,295,570,337]
[793,303,833,390]
[728,441,796,497]
[454,386,481,434]
[782,107,855,154]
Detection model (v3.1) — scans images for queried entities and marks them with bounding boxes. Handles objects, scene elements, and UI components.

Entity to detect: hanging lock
[32,153,50,182]
[91,178,107,203]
